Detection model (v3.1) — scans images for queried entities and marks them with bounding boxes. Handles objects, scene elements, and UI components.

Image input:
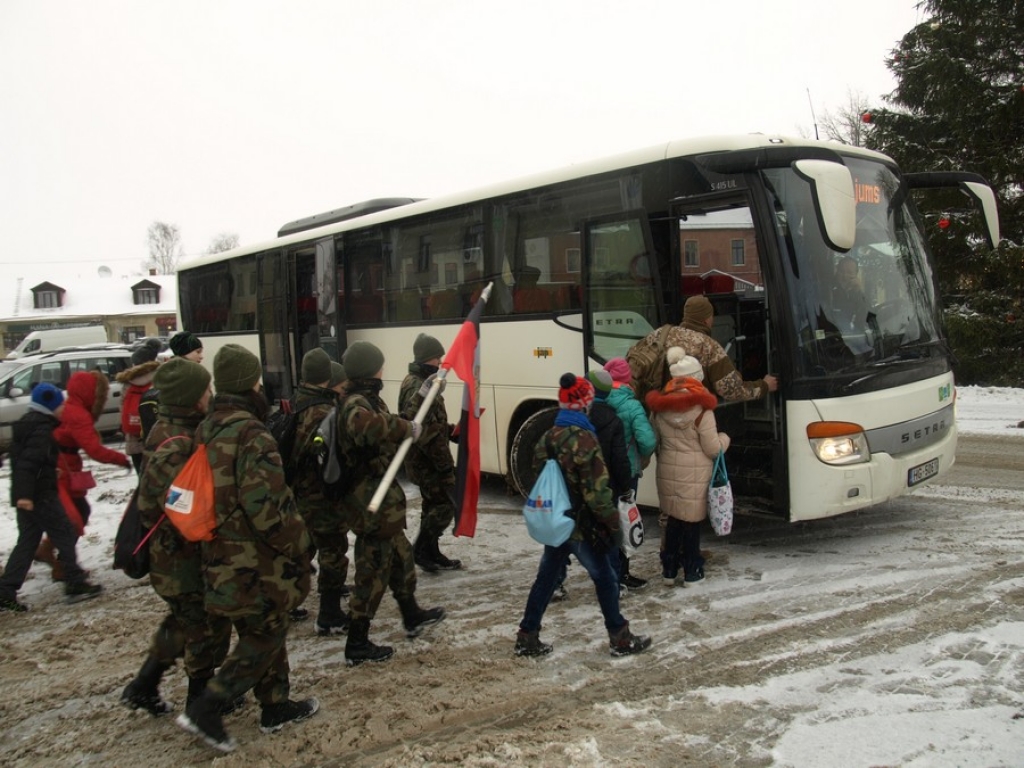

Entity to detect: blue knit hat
[31,383,65,413]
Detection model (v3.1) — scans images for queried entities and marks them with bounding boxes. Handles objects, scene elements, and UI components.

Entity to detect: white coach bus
[176,134,999,521]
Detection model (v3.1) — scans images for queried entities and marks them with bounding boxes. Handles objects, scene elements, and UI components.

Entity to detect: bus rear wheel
[509,406,559,497]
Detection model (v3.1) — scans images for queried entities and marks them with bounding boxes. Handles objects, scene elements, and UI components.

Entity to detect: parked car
[0,345,133,452]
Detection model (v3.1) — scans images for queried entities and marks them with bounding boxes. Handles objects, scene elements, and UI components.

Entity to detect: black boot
[315,589,350,636]
[397,596,446,638]
[344,618,394,666]
[188,676,245,715]
[430,538,462,571]
[177,690,236,753]
[186,676,208,707]
[620,555,648,591]
[413,534,438,572]
[121,657,173,716]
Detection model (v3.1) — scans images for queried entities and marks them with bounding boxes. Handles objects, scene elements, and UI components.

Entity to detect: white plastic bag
[617,491,645,555]
[708,450,733,536]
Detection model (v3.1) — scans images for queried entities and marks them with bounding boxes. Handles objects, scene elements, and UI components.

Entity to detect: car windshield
[0,361,23,379]
[763,158,944,385]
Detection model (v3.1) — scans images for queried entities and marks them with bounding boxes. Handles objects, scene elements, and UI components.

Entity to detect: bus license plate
[908,458,939,487]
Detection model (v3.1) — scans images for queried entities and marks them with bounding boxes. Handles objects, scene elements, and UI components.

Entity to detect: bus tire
[509,406,559,497]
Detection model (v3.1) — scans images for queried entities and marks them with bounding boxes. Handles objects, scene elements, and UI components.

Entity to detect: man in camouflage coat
[656,296,778,401]
[122,357,232,718]
[290,348,351,636]
[398,333,462,572]
[336,341,445,666]
[177,344,318,753]
[514,373,652,659]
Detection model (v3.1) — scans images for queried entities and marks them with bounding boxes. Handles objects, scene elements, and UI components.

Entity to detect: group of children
[514,344,730,658]
[1,308,738,752]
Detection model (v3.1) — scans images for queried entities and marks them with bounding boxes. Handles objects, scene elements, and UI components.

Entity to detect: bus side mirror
[793,159,856,252]
[961,181,1001,249]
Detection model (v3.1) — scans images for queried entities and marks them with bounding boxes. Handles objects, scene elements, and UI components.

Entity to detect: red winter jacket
[55,371,130,497]
[116,361,159,437]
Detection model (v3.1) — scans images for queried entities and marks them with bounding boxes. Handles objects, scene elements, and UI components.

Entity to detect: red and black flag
[441,283,491,537]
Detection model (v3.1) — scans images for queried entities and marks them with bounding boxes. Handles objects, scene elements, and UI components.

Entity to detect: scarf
[555,409,596,433]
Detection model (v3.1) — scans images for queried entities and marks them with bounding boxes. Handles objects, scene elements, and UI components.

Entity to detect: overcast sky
[0,0,925,275]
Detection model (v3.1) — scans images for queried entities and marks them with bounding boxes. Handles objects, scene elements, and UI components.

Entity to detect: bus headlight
[806,421,870,465]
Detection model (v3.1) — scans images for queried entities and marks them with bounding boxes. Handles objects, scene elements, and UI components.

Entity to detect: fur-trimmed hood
[645,376,718,414]
[66,370,110,422]
[116,360,160,386]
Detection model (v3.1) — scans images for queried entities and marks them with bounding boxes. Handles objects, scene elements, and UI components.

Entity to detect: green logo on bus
[938,383,951,402]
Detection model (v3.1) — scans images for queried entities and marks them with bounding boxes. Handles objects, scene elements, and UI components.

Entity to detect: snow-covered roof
[0,271,178,323]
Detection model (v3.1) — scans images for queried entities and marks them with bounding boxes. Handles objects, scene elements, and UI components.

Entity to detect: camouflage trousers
[149,592,232,680]
[349,531,417,622]
[415,475,456,540]
[301,503,350,593]
[310,528,350,594]
[206,611,291,707]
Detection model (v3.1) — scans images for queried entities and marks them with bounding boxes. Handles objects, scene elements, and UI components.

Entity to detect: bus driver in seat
[830,256,870,332]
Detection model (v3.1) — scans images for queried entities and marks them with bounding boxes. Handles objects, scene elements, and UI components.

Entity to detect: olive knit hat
[342,341,385,380]
[154,357,212,407]
[213,343,263,394]
[328,361,347,388]
[413,333,445,364]
[301,347,332,385]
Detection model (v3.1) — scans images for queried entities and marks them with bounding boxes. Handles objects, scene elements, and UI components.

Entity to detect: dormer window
[131,280,162,306]
[31,281,65,309]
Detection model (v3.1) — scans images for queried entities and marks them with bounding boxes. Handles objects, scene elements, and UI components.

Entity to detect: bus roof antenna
[806,88,819,140]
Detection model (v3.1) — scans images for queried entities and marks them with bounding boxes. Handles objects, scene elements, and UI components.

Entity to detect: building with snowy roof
[0,269,178,357]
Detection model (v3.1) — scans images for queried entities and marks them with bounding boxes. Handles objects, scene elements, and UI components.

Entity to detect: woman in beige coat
[646,348,730,586]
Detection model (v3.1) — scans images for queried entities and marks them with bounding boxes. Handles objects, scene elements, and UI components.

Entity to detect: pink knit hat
[604,357,632,385]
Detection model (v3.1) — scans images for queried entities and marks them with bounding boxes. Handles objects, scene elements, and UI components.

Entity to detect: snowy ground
[0,385,1022,767]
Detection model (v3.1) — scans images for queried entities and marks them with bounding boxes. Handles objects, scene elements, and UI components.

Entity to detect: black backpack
[266,397,334,485]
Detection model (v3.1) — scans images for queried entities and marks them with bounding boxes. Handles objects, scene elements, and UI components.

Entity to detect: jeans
[0,492,86,600]
[519,538,626,635]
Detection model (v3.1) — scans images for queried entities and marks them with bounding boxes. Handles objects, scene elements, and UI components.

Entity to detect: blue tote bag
[522,459,576,547]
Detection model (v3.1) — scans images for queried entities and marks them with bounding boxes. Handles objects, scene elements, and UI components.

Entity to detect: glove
[417,373,445,398]
[410,421,423,442]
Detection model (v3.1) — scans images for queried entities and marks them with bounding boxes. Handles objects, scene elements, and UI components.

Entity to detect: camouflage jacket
[336,380,415,539]
[398,363,455,485]
[137,404,205,598]
[290,384,339,519]
[533,424,619,545]
[663,323,768,401]
[196,394,312,618]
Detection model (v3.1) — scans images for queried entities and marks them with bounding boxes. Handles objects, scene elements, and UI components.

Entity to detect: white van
[6,326,108,359]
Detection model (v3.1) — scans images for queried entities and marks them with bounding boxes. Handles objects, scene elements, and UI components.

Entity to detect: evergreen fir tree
[865,0,1024,385]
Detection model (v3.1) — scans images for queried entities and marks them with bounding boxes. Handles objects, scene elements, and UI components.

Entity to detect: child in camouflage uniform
[122,357,233,717]
[177,344,318,753]
[399,333,462,572]
[289,347,351,636]
[335,341,446,666]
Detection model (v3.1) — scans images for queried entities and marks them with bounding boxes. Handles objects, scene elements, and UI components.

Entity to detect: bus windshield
[764,158,944,386]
